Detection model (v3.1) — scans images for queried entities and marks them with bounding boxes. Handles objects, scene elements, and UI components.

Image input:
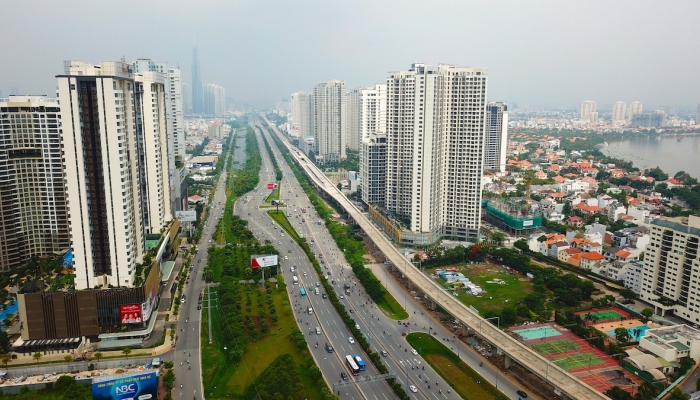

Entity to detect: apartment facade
[312,80,346,162]
[203,84,225,115]
[385,63,488,242]
[57,61,170,289]
[627,101,643,121]
[483,102,508,173]
[291,92,314,137]
[0,96,71,270]
[360,84,387,141]
[344,87,362,151]
[360,132,387,206]
[640,216,700,324]
[580,100,598,122]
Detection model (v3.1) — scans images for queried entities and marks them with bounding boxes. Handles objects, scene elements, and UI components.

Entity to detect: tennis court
[512,325,562,340]
[552,353,606,371]
[575,307,631,325]
[531,338,581,355]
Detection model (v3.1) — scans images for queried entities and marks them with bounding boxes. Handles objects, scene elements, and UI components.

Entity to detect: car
[315,282,320,287]
[308,307,313,315]
[326,343,334,353]
[516,390,528,398]
[278,242,281,245]
[355,323,360,330]
[340,371,348,380]
[315,327,321,335]
[339,295,344,299]
[410,349,418,355]
[284,256,288,260]
[380,350,388,357]
[322,293,327,299]
[401,331,407,336]
[331,280,336,285]
[197,305,201,310]
[348,337,355,344]
[303,271,307,276]
[349,309,354,313]
[281,233,284,236]
[208,239,212,243]
[409,385,418,393]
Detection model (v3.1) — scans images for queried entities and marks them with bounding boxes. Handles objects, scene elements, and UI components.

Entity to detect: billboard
[267,182,277,190]
[175,210,197,222]
[120,304,143,324]
[251,255,279,269]
[92,372,158,400]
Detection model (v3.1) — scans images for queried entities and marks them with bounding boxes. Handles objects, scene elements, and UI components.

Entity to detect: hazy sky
[1,1,699,108]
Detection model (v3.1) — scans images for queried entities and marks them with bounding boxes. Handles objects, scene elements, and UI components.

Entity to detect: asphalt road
[245,119,486,400]
[175,138,232,400]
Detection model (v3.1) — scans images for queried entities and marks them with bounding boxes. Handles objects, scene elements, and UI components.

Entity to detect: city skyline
[1,1,699,107]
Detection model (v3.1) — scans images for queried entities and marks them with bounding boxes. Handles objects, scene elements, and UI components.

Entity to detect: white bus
[293,276,299,285]
[345,355,360,376]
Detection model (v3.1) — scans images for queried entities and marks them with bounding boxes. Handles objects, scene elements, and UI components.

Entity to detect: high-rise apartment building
[344,88,362,152]
[360,84,387,141]
[696,104,700,125]
[360,132,387,206]
[191,45,203,114]
[291,92,314,137]
[203,84,225,115]
[483,102,508,173]
[312,80,346,162]
[385,63,488,243]
[612,101,627,124]
[57,61,171,289]
[627,101,643,121]
[132,59,187,212]
[580,100,597,122]
[639,216,700,324]
[0,96,71,271]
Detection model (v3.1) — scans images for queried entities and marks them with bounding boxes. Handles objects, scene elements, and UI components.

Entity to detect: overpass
[259,117,609,400]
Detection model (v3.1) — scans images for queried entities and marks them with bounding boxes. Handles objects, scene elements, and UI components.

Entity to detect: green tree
[619,288,638,301]
[32,351,42,366]
[1,354,11,368]
[641,308,654,322]
[490,232,507,246]
[667,388,690,400]
[93,351,103,362]
[604,386,634,400]
[513,239,529,252]
[63,355,73,363]
[162,369,176,392]
[122,347,132,359]
[55,375,76,392]
[0,330,10,354]
[614,327,630,343]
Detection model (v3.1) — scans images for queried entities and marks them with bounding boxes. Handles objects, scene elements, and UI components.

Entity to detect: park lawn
[436,263,533,314]
[406,333,508,400]
[376,290,409,320]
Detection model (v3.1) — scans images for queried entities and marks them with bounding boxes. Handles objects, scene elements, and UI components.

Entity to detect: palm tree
[32,352,42,367]
[93,351,103,363]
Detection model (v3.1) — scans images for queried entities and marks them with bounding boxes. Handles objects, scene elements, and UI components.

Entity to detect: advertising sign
[120,304,143,325]
[251,255,279,269]
[175,210,197,222]
[267,182,276,190]
[523,220,533,227]
[92,372,158,400]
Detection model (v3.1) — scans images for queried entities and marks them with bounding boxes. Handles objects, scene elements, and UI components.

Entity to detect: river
[601,135,700,179]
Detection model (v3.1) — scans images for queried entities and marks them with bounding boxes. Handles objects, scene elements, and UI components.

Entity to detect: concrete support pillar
[559,393,571,400]
[430,299,436,310]
[504,354,512,369]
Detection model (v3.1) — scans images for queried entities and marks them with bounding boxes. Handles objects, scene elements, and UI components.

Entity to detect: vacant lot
[433,263,533,314]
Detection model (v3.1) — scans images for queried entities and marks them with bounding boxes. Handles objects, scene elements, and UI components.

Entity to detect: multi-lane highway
[175,135,233,400]
[249,118,499,400]
[261,116,607,400]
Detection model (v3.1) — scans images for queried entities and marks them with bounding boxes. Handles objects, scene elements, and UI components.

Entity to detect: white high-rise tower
[628,101,643,121]
[580,100,597,122]
[612,101,627,124]
[385,63,488,242]
[344,88,362,152]
[312,80,346,162]
[57,61,171,289]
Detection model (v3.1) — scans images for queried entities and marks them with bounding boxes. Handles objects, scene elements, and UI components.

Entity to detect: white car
[355,323,360,330]
[409,385,418,393]
[284,256,288,260]
[411,349,418,355]
[348,337,355,344]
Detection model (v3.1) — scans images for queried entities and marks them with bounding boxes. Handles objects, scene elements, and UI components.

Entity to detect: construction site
[482,178,542,236]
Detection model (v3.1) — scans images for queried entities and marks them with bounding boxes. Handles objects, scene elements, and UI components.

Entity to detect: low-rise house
[575,202,602,216]
[580,251,605,270]
[547,241,570,257]
[639,325,700,363]
[567,216,584,227]
[558,247,582,264]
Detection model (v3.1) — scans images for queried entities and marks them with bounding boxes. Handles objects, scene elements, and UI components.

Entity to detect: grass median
[406,333,508,400]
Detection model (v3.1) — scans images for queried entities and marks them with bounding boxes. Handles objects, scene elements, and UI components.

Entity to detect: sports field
[575,307,630,325]
[531,339,580,355]
[552,353,606,371]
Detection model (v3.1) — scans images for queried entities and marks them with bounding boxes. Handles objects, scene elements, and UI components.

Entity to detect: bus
[300,288,306,298]
[345,355,360,376]
[353,355,366,371]
[293,276,299,285]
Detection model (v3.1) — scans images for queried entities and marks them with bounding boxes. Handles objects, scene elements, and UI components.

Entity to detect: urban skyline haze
[1,0,699,108]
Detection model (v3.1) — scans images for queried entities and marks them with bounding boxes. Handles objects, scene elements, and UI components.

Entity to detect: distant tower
[312,80,346,162]
[627,101,643,121]
[191,45,203,114]
[580,100,597,122]
[612,101,626,124]
[696,104,700,125]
